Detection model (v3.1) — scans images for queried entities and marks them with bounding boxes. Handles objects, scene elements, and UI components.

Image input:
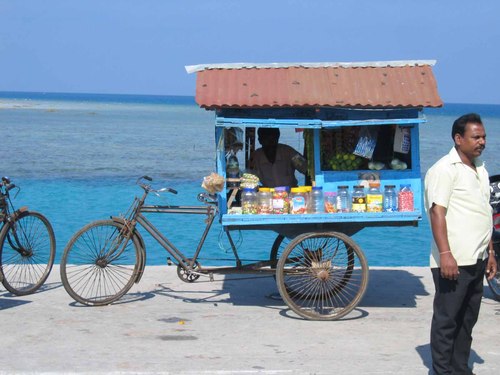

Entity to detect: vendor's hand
[486,253,497,281]
[440,252,459,280]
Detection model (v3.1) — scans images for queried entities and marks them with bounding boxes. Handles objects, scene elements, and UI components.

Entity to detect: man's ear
[454,133,462,145]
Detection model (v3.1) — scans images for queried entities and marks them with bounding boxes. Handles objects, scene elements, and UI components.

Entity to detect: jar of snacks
[241,188,257,214]
[351,185,367,213]
[272,186,289,214]
[290,187,308,214]
[398,184,414,212]
[324,192,337,213]
[257,187,273,214]
[366,182,383,212]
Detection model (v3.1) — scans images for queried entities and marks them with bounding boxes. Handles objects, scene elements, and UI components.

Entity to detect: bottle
[272,186,289,214]
[257,187,273,214]
[336,185,351,213]
[324,192,337,213]
[383,185,398,212]
[226,151,240,188]
[351,185,367,213]
[310,186,325,213]
[366,182,383,212]
[290,187,308,214]
[241,188,257,214]
[398,184,414,212]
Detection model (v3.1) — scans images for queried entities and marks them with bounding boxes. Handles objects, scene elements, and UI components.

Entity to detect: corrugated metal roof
[189,60,443,109]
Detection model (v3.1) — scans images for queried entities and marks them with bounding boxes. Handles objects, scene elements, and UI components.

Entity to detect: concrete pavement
[1,266,499,374]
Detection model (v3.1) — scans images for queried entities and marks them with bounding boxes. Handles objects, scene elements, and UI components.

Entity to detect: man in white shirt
[424,113,497,375]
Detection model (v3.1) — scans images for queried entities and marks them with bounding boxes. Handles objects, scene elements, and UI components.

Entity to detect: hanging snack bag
[393,126,411,154]
[353,126,378,159]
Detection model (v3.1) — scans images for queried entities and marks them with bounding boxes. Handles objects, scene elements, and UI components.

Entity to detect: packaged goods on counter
[324,192,337,213]
[337,185,351,212]
[290,187,308,214]
[272,186,289,214]
[366,182,383,212]
[241,188,257,214]
[257,187,273,214]
[398,184,414,211]
[352,185,367,213]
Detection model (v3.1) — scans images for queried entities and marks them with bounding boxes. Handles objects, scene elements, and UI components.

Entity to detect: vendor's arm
[486,239,497,280]
[429,203,459,280]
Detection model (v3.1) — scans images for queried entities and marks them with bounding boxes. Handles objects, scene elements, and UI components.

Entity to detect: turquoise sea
[1,92,499,266]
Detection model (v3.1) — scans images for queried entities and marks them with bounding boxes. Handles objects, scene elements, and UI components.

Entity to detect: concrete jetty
[1,266,498,374]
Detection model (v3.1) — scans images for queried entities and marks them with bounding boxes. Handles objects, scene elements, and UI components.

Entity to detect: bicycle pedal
[209,272,214,282]
[166,257,173,266]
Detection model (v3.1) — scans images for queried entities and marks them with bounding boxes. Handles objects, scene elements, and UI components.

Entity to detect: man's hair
[452,113,483,139]
[257,127,280,140]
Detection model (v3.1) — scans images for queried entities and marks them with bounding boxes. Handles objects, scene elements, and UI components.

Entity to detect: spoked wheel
[486,250,500,301]
[60,220,141,306]
[177,259,201,283]
[276,231,368,320]
[270,234,290,270]
[0,211,56,295]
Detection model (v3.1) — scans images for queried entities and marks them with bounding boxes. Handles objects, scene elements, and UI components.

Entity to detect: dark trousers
[430,260,485,375]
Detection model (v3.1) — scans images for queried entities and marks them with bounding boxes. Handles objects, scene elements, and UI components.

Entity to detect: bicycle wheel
[486,252,500,301]
[276,231,368,320]
[0,211,56,295]
[60,220,141,306]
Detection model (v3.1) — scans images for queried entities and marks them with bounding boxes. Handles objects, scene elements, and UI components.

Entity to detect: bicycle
[0,177,56,295]
[60,176,368,321]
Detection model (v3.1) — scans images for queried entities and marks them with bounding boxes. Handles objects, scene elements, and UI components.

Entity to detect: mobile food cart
[187,60,443,320]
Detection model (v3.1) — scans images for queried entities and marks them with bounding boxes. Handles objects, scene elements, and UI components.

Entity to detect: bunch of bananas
[329,153,364,171]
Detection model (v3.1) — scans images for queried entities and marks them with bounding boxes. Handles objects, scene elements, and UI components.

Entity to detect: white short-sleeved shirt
[424,147,492,268]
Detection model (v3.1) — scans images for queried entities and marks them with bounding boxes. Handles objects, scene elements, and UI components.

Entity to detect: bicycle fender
[111,216,147,283]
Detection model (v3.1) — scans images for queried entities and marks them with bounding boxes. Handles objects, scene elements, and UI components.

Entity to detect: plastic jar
[336,185,351,213]
[290,187,308,214]
[241,188,257,214]
[310,186,325,213]
[366,182,383,213]
[351,185,367,213]
[383,185,398,212]
[257,187,273,214]
[324,192,337,213]
[398,184,414,212]
[272,186,289,214]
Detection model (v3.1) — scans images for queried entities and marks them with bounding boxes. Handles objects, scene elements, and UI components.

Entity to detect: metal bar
[140,205,209,215]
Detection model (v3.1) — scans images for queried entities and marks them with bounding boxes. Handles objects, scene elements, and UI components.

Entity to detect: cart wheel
[270,234,290,269]
[177,259,201,283]
[276,231,368,320]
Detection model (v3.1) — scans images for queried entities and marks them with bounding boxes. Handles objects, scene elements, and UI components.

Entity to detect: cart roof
[187,60,443,110]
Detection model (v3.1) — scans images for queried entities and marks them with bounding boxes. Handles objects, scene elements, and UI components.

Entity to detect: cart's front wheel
[276,231,368,320]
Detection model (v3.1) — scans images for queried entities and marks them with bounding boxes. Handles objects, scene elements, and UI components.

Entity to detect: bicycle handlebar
[136,176,178,195]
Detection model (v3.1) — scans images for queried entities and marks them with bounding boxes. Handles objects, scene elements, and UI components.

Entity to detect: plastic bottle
[383,185,398,212]
[398,184,414,212]
[324,192,337,213]
[310,186,325,213]
[241,188,257,214]
[257,187,273,214]
[272,186,289,214]
[290,187,308,214]
[337,185,351,213]
[366,182,383,212]
[226,151,240,188]
[351,185,367,213]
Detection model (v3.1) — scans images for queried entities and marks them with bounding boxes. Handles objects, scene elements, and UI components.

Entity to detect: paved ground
[1,266,499,374]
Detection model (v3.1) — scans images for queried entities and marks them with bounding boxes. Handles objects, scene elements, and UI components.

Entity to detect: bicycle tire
[0,211,56,295]
[276,231,368,320]
[60,220,141,306]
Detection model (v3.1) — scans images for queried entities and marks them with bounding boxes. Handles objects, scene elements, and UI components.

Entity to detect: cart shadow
[148,269,429,311]
[360,269,429,308]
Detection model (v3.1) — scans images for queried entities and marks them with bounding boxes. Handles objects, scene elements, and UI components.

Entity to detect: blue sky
[1,0,499,104]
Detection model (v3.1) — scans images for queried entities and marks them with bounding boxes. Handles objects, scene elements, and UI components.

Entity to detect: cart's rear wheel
[276,231,368,320]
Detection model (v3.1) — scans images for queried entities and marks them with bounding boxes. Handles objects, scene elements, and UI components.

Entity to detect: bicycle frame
[117,183,276,280]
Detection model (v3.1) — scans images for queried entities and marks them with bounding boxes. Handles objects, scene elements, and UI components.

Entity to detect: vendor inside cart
[249,127,307,188]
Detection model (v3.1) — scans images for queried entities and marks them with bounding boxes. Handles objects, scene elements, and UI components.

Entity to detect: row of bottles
[240,183,414,214]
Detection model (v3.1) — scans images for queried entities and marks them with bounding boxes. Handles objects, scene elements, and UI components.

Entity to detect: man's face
[455,122,486,160]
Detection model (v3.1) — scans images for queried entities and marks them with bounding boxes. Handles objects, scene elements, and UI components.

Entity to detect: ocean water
[1,92,499,266]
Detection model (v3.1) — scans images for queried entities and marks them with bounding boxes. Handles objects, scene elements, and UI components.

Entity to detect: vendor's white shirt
[424,147,492,268]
